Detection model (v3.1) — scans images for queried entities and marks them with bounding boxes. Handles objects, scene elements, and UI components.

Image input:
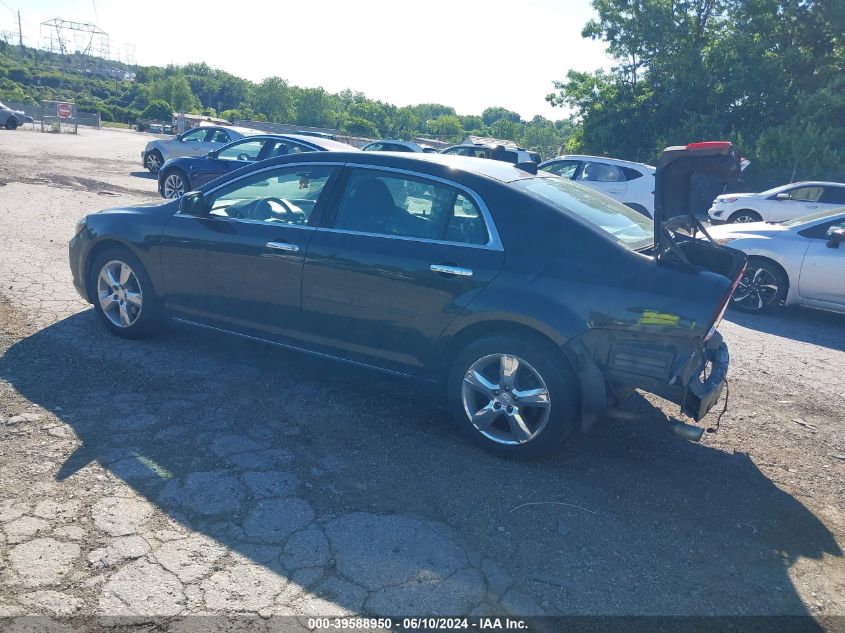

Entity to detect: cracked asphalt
[0,127,843,627]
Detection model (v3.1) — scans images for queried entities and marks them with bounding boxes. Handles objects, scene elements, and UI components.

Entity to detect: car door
[300,167,505,372]
[772,185,825,221]
[798,219,845,306]
[190,138,271,188]
[159,163,340,338]
[575,161,628,201]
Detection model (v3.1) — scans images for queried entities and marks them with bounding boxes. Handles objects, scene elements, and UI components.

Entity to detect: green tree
[250,76,293,122]
[293,87,338,128]
[150,74,200,112]
[427,114,464,141]
[482,106,521,126]
[140,99,172,121]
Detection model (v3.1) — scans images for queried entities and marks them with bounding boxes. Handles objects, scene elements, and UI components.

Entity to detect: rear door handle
[431,264,473,277]
[266,241,299,252]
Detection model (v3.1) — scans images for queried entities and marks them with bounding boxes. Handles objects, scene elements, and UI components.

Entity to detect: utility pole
[17,11,22,50]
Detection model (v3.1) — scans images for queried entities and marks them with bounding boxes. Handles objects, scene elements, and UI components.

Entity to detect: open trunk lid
[653,141,748,337]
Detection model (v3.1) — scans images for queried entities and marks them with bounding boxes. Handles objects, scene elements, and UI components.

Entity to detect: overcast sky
[2,0,613,120]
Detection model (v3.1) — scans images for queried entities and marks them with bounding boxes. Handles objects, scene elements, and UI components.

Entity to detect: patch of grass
[102,121,132,129]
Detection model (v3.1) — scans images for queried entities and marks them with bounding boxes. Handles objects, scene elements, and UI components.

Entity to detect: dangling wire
[706,379,729,433]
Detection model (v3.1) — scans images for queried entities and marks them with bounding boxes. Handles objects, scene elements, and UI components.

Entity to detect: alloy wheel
[96,260,143,328]
[461,353,551,445]
[733,213,757,223]
[163,173,186,199]
[145,152,162,172]
[732,266,779,311]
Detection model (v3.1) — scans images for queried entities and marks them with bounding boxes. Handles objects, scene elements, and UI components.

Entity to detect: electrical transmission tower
[39,18,110,60]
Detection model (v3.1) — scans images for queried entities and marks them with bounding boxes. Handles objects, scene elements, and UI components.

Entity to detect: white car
[141,125,262,173]
[539,155,655,217]
[708,209,845,313]
[708,181,845,224]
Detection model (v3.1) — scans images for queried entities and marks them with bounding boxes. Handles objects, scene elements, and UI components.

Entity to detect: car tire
[88,247,165,339]
[145,150,164,173]
[728,209,762,224]
[447,335,579,459]
[5,117,18,130]
[161,169,189,199]
[731,258,787,313]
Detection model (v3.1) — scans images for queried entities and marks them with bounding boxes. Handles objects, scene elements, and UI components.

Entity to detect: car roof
[222,133,358,152]
[446,143,530,152]
[543,155,656,172]
[228,151,541,183]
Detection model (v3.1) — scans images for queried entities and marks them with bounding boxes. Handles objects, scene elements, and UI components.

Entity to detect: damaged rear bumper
[682,338,728,420]
[567,330,729,429]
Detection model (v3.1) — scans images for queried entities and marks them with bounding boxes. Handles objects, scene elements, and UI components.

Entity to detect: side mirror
[826,226,845,249]
[776,193,791,201]
[207,150,219,159]
[179,191,207,216]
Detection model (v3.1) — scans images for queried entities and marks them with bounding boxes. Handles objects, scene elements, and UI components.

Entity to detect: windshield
[781,208,845,227]
[513,176,653,250]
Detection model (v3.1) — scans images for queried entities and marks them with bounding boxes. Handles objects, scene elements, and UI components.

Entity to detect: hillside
[0,42,574,159]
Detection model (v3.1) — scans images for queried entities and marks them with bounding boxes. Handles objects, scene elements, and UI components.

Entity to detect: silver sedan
[709,209,845,313]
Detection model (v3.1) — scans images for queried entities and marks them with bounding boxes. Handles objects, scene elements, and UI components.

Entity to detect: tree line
[0,47,573,159]
[548,0,845,188]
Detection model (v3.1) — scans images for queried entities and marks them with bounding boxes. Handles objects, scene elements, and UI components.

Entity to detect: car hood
[707,221,788,240]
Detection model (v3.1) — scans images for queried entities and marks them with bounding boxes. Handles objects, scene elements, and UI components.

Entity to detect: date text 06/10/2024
[306,618,529,630]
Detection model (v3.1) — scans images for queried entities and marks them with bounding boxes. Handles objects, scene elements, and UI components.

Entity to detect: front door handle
[266,241,299,252]
[431,264,473,277]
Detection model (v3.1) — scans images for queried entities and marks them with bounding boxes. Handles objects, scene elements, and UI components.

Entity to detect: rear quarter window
[513,176,653,250]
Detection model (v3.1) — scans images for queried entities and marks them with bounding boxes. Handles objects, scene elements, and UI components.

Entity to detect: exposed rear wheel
[731,259,787,313]
[447,335,579,458]
[5,117,18,130]
[728,209,761,223]
[88,247,165,338]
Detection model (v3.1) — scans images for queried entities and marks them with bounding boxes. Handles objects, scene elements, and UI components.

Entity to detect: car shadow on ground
[726,305,845,352]
[129,171,156,180]
[0,310,840,620]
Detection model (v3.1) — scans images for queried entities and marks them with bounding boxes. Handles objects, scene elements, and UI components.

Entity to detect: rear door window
[579,162,625,182]
[820,187,845,205]
[331,169,489,245]
[209,129,231,144]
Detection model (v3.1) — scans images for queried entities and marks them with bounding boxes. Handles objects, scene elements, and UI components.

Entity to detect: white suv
[708,181,845,224]
[539,155,655,217]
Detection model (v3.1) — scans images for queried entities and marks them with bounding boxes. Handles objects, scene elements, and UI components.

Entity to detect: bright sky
[3,0,613,120]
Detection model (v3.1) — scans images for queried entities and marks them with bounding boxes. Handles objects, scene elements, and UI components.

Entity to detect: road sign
[57,102,72,118]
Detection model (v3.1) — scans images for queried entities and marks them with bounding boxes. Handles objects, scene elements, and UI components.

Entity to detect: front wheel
[5,117,18,130]
[88,248,165,338]
[145,150,164,173]
[161,169,188,199]
[447,336,579,458]
[731,259,787,313]
[728,209,762,224]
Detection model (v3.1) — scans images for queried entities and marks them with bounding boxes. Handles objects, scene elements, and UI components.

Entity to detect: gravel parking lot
[0,128,843,626]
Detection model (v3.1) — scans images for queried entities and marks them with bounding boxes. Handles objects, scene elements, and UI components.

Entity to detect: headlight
[715,237,736,245]
[718,197,738,204]
[74,216,87,236]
